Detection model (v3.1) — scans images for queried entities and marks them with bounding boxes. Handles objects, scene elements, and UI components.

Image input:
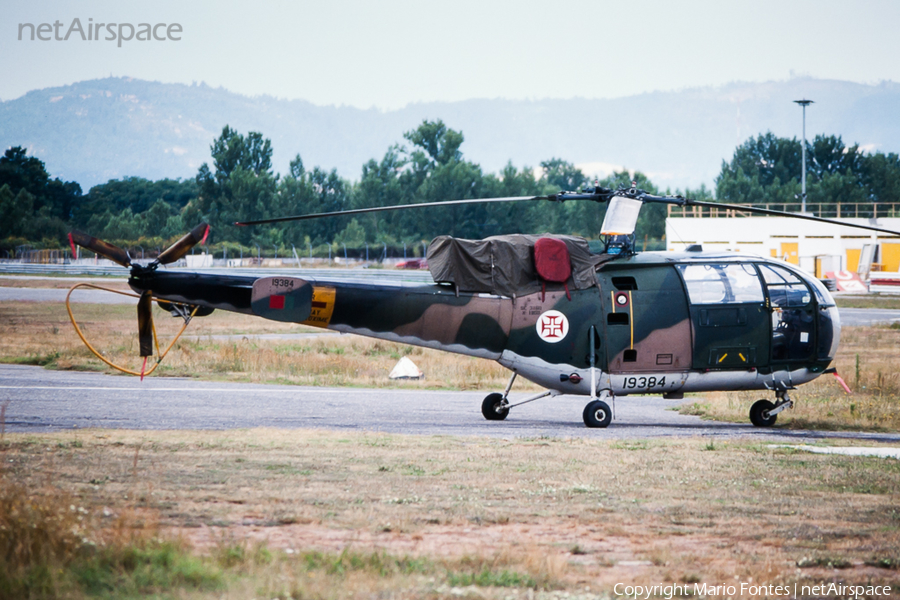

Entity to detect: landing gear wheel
[481,393,509,421]
[750,399,777,427]
[583,400,612,428]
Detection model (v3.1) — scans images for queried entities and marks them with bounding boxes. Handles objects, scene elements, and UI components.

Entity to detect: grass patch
[2,429,898,596]
[446,568,537,588]
[0,477,223,599]
[834,295,900,309]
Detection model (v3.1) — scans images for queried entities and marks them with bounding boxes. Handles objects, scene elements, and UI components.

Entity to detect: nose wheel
[750,390,793,427]
[749,399,777,427]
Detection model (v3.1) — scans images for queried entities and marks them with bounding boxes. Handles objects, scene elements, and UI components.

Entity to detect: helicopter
[67,185,900,428]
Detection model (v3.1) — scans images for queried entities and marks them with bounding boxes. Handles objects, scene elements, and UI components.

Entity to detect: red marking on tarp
[68,233,77,257]
[269,295,285,309]
[199,225,210,245]
[311,301,327,309]
[535,237,572,301]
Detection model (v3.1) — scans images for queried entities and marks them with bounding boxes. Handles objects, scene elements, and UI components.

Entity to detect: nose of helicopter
[817,303,841,363]
[806,274,841,365]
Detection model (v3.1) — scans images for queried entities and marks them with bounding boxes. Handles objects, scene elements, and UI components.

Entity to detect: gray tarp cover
[427,234,604,298]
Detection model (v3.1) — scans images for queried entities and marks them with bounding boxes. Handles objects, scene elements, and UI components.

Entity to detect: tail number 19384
[623,376,666,390]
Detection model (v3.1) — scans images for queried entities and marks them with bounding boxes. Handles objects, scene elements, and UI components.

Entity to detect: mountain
[2,77,899,191]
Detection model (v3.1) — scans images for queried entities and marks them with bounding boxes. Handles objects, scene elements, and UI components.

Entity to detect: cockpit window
[758,264,802,285]
[677,264,764,304]
[807,275,836,307]
[759,264,811,307]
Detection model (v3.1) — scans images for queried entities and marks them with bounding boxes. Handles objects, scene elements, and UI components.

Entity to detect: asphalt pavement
[3,364,899,442]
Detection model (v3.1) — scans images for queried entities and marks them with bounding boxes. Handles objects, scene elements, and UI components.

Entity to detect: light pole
[793,99,814,214]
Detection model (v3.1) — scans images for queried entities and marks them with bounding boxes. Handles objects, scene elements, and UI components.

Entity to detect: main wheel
[583,400,612,428]
[750,399,777,427]
[481,393,509,421]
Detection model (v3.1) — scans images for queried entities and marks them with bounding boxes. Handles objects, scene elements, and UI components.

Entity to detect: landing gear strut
[581,325,611,428]
[750,390,793,427]
[481,372,557,421]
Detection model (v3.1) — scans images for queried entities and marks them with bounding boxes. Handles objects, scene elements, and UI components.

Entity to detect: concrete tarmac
[2,364,898,442]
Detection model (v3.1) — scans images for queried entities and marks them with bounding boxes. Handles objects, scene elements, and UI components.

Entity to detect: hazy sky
[3,0,900,108]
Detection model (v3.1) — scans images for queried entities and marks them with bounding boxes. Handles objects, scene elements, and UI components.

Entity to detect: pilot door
[677,263,769,369]
[757,263,815,363]
[599,266,692,373]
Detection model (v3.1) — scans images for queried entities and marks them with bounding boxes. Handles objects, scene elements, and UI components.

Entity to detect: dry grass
[0,276,132,290]
[681,325,900,431]
[834,294,900,309]
[1,429,898,598]
[0,300,532,392]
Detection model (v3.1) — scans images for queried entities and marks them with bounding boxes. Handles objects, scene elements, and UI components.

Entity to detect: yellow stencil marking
[718,353,728,364]
[739,353,746,362]
[628,290,634,349]
[302,286,336,328]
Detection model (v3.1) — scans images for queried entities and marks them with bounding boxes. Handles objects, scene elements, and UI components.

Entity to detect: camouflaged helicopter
[68,185,900,428]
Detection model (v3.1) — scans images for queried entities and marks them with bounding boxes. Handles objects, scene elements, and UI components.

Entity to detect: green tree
[195,126,279,244]
[276,155,351,246]
[540,158,587,192]
[333,218,366,249]
[0,146,82,226]
[79,177,196,226]
[716,132,900,213]
[0,184,31,239]
[859,152,900,204]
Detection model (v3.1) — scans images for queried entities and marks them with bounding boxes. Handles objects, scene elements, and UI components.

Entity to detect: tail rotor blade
[137,291,154,357]
[156,223,210,265]
[68,231,132,268]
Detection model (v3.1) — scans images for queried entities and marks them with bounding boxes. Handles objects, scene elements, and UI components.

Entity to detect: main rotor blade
[137,290,154,357]
[683,200,900,237]
[156,223,210,265]
[235,196,549,227]
[68,231,132,267]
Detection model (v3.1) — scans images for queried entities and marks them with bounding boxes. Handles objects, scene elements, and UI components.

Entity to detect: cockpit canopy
[675,260,839,362]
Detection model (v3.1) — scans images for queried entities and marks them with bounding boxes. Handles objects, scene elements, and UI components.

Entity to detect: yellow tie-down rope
[65,282,199,377]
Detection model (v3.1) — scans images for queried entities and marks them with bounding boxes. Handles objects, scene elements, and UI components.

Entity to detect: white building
[665,207,900,279]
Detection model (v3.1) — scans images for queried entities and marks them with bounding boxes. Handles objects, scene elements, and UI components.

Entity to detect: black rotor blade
[683,200,900,237]
[156,223,210,265]
[68,231,132,267]
[235,196,550,227]
[137,290,154,358]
